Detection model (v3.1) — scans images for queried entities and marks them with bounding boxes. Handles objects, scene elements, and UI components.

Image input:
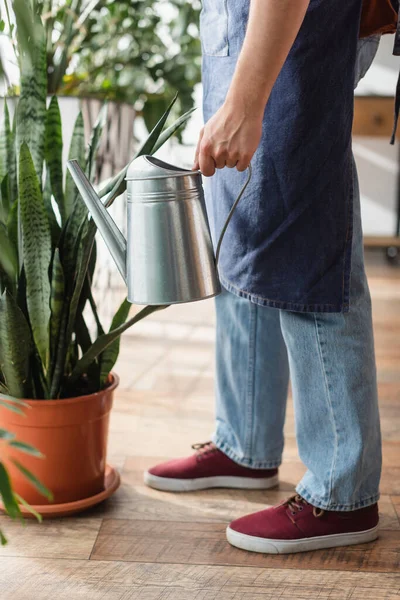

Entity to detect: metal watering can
[67,155,251,305]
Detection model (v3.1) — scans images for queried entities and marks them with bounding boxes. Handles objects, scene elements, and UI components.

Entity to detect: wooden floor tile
[90,518,400,573]
[0,516,101,559]
[3,558,399,600]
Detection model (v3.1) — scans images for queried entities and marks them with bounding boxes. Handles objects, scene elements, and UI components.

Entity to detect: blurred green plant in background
[3,0,201,135]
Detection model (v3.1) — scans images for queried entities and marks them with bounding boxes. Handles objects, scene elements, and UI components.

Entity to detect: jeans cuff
[295,483,380,512]
[212,434,282,469]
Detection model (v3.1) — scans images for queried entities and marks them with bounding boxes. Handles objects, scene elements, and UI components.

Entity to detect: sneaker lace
[285,494,325,518]
[191,441,217,459]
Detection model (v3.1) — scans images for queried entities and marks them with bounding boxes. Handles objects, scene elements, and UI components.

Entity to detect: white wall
[355,35,399,236]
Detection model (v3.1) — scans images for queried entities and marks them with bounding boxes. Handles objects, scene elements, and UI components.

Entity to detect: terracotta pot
[0,374,119,505]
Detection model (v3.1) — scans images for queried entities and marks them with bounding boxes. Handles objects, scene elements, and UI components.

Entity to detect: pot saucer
[2,464,120,519]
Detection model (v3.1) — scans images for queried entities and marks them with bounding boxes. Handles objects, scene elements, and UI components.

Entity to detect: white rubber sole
[226,523,379,554]
[143,471,279,492]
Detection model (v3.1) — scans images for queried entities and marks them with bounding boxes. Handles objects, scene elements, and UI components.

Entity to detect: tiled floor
[1,249,400,599]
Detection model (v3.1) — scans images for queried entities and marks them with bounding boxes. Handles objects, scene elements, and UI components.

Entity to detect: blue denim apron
[201,0,364,313]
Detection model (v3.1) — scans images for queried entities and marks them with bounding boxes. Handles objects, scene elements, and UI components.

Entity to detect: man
[144,0,384,554]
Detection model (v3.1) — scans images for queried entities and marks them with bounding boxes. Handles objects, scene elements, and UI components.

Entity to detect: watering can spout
[67,160,127,283]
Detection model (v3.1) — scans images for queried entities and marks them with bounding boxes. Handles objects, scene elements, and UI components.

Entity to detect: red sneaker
[144,442,279,492]
[227,494,379,554]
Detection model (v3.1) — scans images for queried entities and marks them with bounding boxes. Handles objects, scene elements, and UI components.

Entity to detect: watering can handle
[214,163,252,268]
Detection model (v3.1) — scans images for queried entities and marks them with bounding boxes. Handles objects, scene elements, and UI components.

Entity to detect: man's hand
[193,101,263,177]
[193,0,310,177]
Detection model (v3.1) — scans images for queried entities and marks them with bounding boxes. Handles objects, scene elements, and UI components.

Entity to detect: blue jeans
[212,158,382,511]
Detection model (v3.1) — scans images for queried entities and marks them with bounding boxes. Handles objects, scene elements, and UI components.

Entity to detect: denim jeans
[212,156,382,511]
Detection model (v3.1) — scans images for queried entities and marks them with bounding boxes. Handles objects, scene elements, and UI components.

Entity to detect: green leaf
[45,96,65,222]
[0,223,18,288]
[43,172,61,247]
[0,463,21,519]
[99,298,131,386]
[0,175,11,225]
[48,303,68,399]
[75,313,92,356]
[69,304,167,385]
[0,382,9,394]
[0,101,12,180]
[98,93,179,207]
[11,459,53,501]
[9,440,43,458]
[0,529,7,545]
[64,220,96,361]
[49,249,64,362]
[64,112,85,219]
[50,218,95,397]
[19,143,52,372]
[0,401,25,416]
[86,103,108,182]
[0,393,29,407]
[0,103,17,208]
[0,292,32,398]
[151,107,196,154]
[14,0,47,181]
[14,493,42,522]
[7,200,19,257]
[0,429,15,440]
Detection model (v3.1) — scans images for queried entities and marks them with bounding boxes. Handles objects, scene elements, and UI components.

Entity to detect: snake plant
[0,0,194,542]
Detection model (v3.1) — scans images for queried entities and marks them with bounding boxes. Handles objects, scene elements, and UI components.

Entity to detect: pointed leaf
[19,143,52,371]
[14,493,42,522]
[63,220,96,364]
[49,249,64,361]
[98,93,179,207]
[43,172,61,247]
[75,313,92,356]
[14,0,47,180]
[86,103,107,182]
[0,463,21,519]
[9,440,43,458]
[135,93,179,158]
[0,382,9,395]
[69,304,167,385]
[0,104,17,207]
[0,175,11,224]
[64,112,85,218]
[7,200,18,257]
[11,459,53,501]
[0,223,18,287]
[0,401,25,416]
[48,303,68,399]
[0,292,32,398]
[0,393,29,407]
[99,298,131,385]
[0,429,15,440]
[45,96,65,221]
[151,108,196,154]
[0,101,12,180]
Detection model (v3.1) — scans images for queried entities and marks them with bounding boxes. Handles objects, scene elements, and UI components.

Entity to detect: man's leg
[213,286,290,469]
[144,286,290,491]
[279,158,381,511]
[226,159,381,554]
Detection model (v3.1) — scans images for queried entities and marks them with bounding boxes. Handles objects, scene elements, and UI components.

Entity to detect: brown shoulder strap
[359,0,398,38]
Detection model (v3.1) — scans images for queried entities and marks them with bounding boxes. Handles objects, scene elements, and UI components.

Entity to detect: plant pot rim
[1,372,119,408]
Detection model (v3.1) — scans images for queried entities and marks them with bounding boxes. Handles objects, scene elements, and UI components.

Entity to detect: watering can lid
[125,155,200,181]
